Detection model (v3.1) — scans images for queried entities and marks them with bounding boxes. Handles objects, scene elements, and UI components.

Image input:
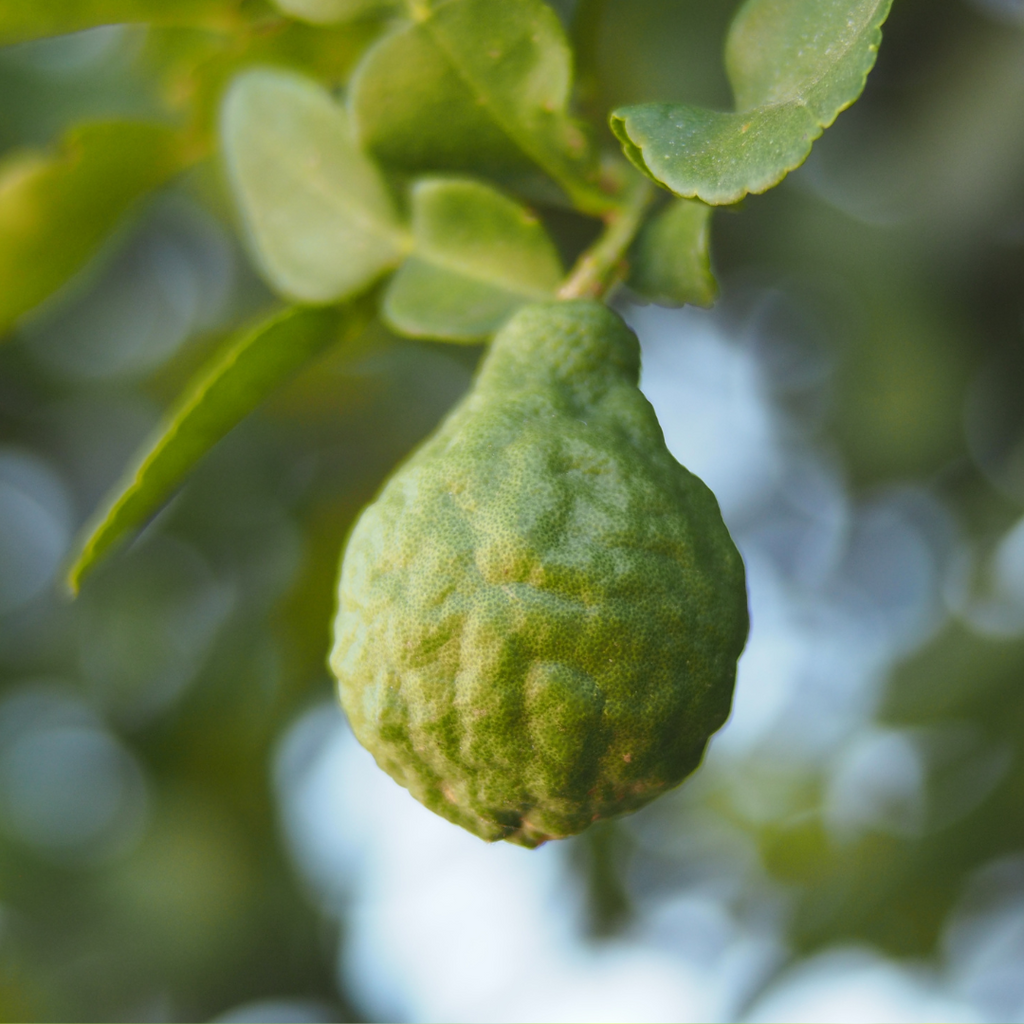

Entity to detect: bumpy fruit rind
[331,300,748,847]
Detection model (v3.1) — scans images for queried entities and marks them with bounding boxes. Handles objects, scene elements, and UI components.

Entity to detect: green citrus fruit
[331,300,748,847]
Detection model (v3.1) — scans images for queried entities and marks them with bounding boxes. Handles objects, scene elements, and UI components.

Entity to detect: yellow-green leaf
[272,0,397,24]
[221,67,410,304]
[0,121,188,336]
[0,0,246,44]
[383,177,563,342]
[349,0,610,214]
[67,299,373,593]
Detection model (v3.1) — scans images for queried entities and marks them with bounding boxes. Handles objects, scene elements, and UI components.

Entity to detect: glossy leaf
[610,0,893,205]
[221,67,410,304]
[0,121,187,337]
[383,177,563,342]
[349,0,610,214]
[67,300,373,593]
[272,0,397,24]
[629,198,716,308]
[0,0,245,44]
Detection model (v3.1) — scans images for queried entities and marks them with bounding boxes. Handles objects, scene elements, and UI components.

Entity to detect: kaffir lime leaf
[331,300,748,847]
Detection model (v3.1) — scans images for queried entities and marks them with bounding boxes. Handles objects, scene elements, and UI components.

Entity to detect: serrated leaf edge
[610,0,893,205]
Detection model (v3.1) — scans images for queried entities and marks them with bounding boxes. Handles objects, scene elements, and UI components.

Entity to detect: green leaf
[0,0,246,44]
[628,198,716,308]
[349,0,610,214]
[0,121,188,337]
[152,18,384,153]
[610,0,893,205]
[383,177,563,342]
[221,67,410,304]
[272,0,397,24]
[67,300,373,593]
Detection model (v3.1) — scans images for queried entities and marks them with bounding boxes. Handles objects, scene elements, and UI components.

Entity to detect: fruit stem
[557,176,655,302]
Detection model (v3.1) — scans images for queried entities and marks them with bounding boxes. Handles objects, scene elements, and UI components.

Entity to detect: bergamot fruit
[331,300,748,847]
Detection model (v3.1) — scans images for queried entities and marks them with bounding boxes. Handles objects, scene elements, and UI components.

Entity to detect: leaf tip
[63,557,86,600]
[63,533,101,599]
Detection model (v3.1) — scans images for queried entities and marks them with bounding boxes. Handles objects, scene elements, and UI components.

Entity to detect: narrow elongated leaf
[349,0,610,214]
[629,198,716,308]
[0,0,245,44]
[383,177,563,341]
[272,0,397,24]
[67,299,373,593]
[0,121,187,336]
[221,67,410,304]
[610,0,893,205]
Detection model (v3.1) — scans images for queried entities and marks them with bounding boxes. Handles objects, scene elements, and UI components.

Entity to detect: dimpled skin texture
[331,301,748,847]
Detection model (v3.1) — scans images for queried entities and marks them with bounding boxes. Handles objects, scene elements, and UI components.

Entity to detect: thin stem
[557,177,654,302]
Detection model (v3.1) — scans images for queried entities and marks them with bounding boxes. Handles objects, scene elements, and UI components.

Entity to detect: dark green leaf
[0,0,246,44]
[629,198,716,308]
[67,299,373,593]
[221,67,410,304]
[349,0,611,214]
[0,121,188,337]
[383,177,563,342]
[610,0,893,205]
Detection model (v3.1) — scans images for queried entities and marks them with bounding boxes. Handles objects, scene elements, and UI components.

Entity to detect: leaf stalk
[557,177,654,302]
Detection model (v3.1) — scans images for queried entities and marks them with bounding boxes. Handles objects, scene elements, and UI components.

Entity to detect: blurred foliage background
[0,0,1023,1021]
